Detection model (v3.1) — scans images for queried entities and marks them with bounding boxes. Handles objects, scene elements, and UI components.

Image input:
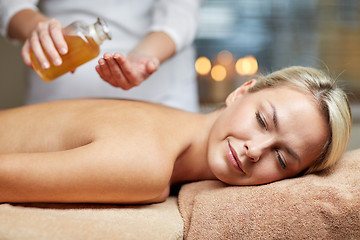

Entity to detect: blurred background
[0,0,359,150]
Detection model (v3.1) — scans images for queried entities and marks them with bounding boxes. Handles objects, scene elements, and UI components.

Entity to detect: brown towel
[178,149,360,240]
[0,196,183,240]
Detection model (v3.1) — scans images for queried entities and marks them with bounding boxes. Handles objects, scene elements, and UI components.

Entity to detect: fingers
[114,53,140,85]
[29,27,50,69]
[28,18,66,69]
[104,53,124,81]
[96,53,160,90]
[96,56,116,85]
[48,18,68,55]
[96,53,131,90]
[21,41,32,68]
[146,58,160,74]
[96,53,132,90]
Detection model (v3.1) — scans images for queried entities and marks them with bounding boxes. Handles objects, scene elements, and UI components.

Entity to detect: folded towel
[178,149,360,240]
[0,196,183,240]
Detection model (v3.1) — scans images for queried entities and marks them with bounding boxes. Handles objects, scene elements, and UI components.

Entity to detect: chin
[211,168,242,186]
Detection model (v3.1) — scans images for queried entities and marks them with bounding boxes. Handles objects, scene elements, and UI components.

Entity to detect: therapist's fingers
[48,18,68,56]
[21,41,32,68]
[29,29,51,69]
[146,58,159,74]
[103,53,132,89]
[114,53,141,86]
[96,58,112,81]
[95,63,105,78]
[37,19,64,66]
[103,53,123,79]
[30,19,65,69]
[96,55,131,90]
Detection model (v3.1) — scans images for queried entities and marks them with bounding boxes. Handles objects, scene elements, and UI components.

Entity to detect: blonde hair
[249,66,352,173]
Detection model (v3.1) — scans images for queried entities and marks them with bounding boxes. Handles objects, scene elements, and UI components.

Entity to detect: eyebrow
[268,100,301,163]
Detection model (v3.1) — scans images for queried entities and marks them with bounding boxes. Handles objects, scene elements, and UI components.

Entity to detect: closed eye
[256,111,267,130]
[276,150,286,170]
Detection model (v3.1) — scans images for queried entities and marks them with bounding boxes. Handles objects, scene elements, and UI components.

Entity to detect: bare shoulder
[0,99,187,153]
[0,99,198,204]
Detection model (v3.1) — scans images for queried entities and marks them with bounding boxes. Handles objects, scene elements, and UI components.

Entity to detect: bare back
[0,99,188,151]
[0,99,197,204]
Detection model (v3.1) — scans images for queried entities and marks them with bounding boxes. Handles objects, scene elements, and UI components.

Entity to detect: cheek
[211,102,255,141]
[206,140,237,184]
[249,160,286,184]
[224,115,255,140]
[207,138,226,170]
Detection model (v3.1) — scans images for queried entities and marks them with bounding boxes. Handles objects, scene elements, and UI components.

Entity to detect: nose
[243,135,275,162]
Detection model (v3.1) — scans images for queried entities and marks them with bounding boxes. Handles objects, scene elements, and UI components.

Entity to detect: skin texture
[207,80,329,185]
[0,81,329,204]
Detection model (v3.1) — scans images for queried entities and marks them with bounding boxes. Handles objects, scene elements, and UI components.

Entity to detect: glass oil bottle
[30,18,111,82]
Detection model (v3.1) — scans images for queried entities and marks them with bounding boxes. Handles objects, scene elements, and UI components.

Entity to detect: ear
[225,79,257,106]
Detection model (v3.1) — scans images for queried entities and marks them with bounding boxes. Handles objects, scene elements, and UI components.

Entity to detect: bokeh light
[195,56,212,75]
[211,65,227,81]
[235,56,258,75]
[217,50,233,66]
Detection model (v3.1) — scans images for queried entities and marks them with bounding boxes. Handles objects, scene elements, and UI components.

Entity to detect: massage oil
[30,18,111,82]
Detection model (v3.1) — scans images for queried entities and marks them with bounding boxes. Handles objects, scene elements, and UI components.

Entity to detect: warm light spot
[211,65,227,81]
[217,50,233,66]
[195,56,212,75]
[235,56,258,75]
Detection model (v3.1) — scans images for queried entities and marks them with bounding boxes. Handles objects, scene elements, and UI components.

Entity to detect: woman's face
[207,82,329,185]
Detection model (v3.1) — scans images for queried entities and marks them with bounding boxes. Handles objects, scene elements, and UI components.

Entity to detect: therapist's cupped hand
[96,52,160,90]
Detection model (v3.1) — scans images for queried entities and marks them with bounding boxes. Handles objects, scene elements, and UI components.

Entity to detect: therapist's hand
[95,52,160,90]
[21,18,68,69]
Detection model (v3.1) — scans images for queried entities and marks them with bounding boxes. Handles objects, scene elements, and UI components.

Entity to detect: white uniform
[0,0,200,112]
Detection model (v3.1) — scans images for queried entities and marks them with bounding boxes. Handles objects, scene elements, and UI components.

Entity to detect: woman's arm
[0,140,170,204]
[150,0,201,52]
[95,0,201,90]
[0,0,38,37]
[7,8,47,41]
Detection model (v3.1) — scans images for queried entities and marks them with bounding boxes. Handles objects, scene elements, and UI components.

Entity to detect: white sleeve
[149,0,202,52]
[0,0,39,37]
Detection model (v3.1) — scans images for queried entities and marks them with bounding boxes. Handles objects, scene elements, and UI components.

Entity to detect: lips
[227,140,246,174]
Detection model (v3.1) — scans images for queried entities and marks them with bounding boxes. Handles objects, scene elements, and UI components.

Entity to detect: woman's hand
[21,18,67,69]
[95,52,160,90]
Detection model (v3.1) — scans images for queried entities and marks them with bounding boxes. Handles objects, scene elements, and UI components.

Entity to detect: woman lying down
[0,66,352,204]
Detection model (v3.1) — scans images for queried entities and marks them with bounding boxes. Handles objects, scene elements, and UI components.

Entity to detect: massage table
[1,149,359,239]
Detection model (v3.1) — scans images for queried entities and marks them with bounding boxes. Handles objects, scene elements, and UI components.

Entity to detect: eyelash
[256,111,286,170]
[255,112,267,130]
[276,150,286,170]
